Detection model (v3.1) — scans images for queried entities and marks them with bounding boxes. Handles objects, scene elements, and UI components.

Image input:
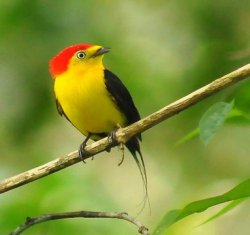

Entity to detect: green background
[0,0,250,234]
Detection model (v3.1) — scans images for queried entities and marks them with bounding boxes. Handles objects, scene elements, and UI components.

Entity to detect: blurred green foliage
[0,1,250,234]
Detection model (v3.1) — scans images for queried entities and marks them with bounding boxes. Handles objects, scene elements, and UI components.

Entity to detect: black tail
[125,136,149,213]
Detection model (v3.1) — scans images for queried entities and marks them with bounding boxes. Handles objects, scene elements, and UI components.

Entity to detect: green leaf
[153,178,250,235]
[201,198,246,225]
[176,105,250,147]
[175,128,199,147]
[199,101,234,145]
[227,108,250,124]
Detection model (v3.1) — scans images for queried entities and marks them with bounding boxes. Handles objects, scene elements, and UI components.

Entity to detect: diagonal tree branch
[9,211,149,235]
[0,63,250,194]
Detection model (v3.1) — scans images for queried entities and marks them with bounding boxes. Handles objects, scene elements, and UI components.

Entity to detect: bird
[49,43,148,200]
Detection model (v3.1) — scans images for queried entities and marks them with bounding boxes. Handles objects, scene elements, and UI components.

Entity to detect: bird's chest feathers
[57,69,106,110]
[54,68,124,133]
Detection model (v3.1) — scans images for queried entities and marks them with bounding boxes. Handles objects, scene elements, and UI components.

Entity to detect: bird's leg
[106,130,118,152]
[79,133,92,163]
[107,130,117,143]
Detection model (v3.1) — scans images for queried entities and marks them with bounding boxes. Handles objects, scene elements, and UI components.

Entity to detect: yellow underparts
[54,61,126,139]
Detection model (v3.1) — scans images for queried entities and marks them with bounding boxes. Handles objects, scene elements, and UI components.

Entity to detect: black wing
[104,69,141,134]
[56,99,64,116]
[104,70,148,209]
[56,99,72,124]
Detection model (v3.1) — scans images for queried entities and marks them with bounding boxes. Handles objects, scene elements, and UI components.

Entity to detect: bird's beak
[91,47,110,58]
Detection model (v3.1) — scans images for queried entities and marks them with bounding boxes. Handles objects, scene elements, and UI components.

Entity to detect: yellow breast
[54,65,126,136]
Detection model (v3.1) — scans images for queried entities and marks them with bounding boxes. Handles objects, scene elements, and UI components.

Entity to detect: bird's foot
[108,130,117,143]
[107,130,125,166]
[79,134,92,163]
[118,143,125,166]
[79,142,88,163]
[106,130,118,152]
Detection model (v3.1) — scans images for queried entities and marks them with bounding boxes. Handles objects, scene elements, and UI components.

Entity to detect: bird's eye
[76,51,86,59]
